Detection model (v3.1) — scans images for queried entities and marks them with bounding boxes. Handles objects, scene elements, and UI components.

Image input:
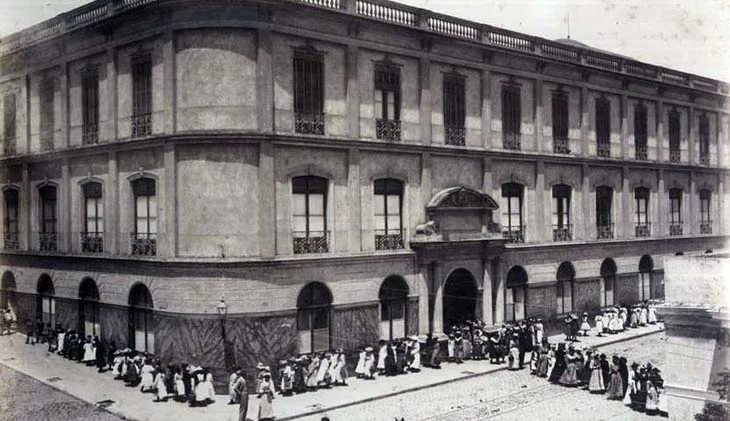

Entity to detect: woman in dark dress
[385,344,397,376]
[395,341,407,374]
[548,343,567,383]
[293,358,306,393]
[605,356,624,399]
[618,357,629,397]
[579,350,593,387]
[95,337,107,372]
[599,354,610,389]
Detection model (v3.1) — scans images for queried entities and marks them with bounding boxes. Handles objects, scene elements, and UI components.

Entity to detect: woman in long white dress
[377,341,388,373]
[192,367,208,405]
[363,347,375,379]
[82,337,96,364]
[140,359,155,392]
[639,306,648,326]
[257,372,275,421]
[204,369,215,401]
[409,337,421,371]
[354,348,366,378]
[154,367,167,402]
[623,364,638,405]
[315,354,330,386]
[648,303,657,324]
[174,367,186,401]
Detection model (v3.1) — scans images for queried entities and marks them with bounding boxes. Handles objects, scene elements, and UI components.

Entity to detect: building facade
[0,0,728,375]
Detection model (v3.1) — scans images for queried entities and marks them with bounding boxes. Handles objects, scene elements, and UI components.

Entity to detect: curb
[277,327,665,421]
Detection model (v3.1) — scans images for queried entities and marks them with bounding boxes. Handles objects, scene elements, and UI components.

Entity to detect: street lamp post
[216,298,228,340]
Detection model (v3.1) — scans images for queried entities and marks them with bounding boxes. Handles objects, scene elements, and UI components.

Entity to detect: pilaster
[257,28,274,133]
[688,106,696,165]
[419,57,432,145]
[482,259,493,326]
[481,68,492,149]
[581,163,591,240]
[433,262,443,334]
[21,164,30,250]
[162,29,176,135]
[107,151,118,254]
[24,75,31,154]
[60,62,69,148]
[347,147,361,252]
[482,157,492,194]
[657,169,665,237]
[717,111,724,168]
[420,153,431,225]
[620,93,629,159]
[492,257,504,325]
[535,79,543,153]
[162,143,176,257]
[106,48,117,141]
[718,174,725,235]
[580,86,589,157]
[258,142,276,257]
[656,100,665,162]
[689,170,696,235]
[621,165,631,239]
[346,44,360,139]
[533,160,545,242]
[61,159,71,252]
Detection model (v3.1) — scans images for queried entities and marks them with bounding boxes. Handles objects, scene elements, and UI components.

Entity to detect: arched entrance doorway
[600,258,617,307]
[379,275,409,340]
[556,262,575,314]
[37,274,55,327]
[296,282,332,354]
[506,266,528,322]
[78,277,100,337]
[128,283,154,353]
[1,271,17,315]
[639,255,654,302]
[443,269,478,331]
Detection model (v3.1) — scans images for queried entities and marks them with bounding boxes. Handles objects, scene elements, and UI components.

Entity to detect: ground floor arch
[505,266,528,322]
[639,255,654,301]
[1,271,17,315]
[128,283,154,354]
[442,269,478,331]
[79,277,100,337]
[296,281,332,354]
[37,274,55,327]
[379,275,409,341]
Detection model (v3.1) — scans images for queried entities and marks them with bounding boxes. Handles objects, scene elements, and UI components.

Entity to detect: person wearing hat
[377,340,388,374]
[446,334,455,363]
[624,362,639,405]
[229,367,241,404]
[231,367,249,421]
[256,367,275,421]
[355,346,366,378]
[305,355,319,389]
[315,352,331,387]
[408,336,421,372]
[580,312,591,337]
[363,347,375,379]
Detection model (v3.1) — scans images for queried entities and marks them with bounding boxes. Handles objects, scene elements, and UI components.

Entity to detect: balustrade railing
[552,225,572,242]
[486,30,534,51]
[661,71,690,86]
[669,223,683,236]
[625,61,658,78]
[295,0,340,8]
[699,154,710,165]
[585,53,620,72]
[427,16,478,40]
[39,232,58,251]
[553,137,570,154]
[503,133,521,150]
[82,123,98,145]
[596,224,614,240]
[669,149,681,163]
[374,229,404,250]
[131,113,152,138]
[3,139,16,156]
[356,0,416,26]
[635,145,648,160]
[635,222,651,238]
[81,233,104,253]
[295,113,325,135]
[376,119,401,141]
[3,232,19,250]
[117,0,158,11]
[597,143,611,158]
[700,222,713,234]
[293,231,329,254]
[444,126,465,146]
[502,226,525,243]
[131,232,157,256]
[541,43,579,61]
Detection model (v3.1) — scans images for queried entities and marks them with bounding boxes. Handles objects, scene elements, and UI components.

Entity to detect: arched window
[506,266,528,322]
[78,277,100,337]
[501,183,524,243]
[374,179,404,250]
[600,258,617,307]
[39,185,57,251]
[37,274,55,327]
[379,276,409,340]
[128,283,154,353]
[552,184,571,241]
[556,262,575,314]
[639,255,654,302]
[669,188,683,236]
[1,271,17,315]
[296,282,332,353]
[3,188,19,250]
[292,176,328,254]
[82,182,103,253]
[131,178,157,256]
[596,186,613,239]
[634,187,651,237]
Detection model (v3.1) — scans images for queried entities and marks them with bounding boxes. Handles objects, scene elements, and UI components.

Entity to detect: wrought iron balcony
[635,145,648,160]
[376,119,401,141]
[635,222,651,238]
[294,112,325,135]
[81,233,103,253]
[700,221,713,234]
[502,133,521,150]
[699,154,710,166]
[669,149,681,163]
[596,223,614,240]
[502,226,525,243]
[597,142,611,158]
[131,113,152,138]
[3,139,16,156]
[293,231,329,254]
[374,230,404,250]
[131,232,156,256]
[669,223,683,236]
[552,224,572,241]
[444,126,465,146]
[39,232,58,251]
[3,232,19,250]
[553,137,570,154]
[82,123,98,145]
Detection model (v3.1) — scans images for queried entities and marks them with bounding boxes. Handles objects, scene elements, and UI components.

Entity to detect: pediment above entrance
[427,187,499,211]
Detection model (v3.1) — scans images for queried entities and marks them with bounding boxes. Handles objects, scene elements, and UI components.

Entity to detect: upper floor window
[81,71,99,145]
[443,74,465,146]
[596,96,611,157]
[3,189,19,250]
[596,186,614,239]
[132,56,152,138]
[374,178,404,250]
[634,187,650,237]
[82,182,103,253]
[374,63,401,141]
[292,176,328,254]
[552,184,571,241]
[40,80,55,151]
[669,188,682,236]
[293,48,324,135]
[551,90,569,154]
[698,114,710,165]
[501,183,524,243]
[3,94,16,156]
[668,109,681,163]
[131,178,156,256]
[501,84,521,150]
[699,189,712,234]
[634,103,648,160]
[39,185,57,251]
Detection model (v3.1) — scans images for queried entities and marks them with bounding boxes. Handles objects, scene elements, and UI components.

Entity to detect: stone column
[347,148,361,252]
[657,169,665,237]
[162,29,176,135]
[107,151,118,254]
[21,164,30,250]
[718,174,725,235]
[346,44,360,139]
[257,29,274,133]
[621,166,631,239]
[481,68,492,149]
[418,265,430,335]
[258,142,275,257]
[656,100,665,162]
[493,257,504,324]
[535,79,544,153]
[533,160,545,242]
[482,157,492,194]
[620,93,629,159]
[432,262,443,335]
[689,171,696,235]
[60,62,69,148]
[581,163,592,240]
[580,86,589,157]
[162,144,176,257]
[717,111,724,168]
[419,57,432,145]
[106,48,118,141]
[419,153,431,225]
[61,159,71,252]
[688,106,696,165]
[482,259,493,326]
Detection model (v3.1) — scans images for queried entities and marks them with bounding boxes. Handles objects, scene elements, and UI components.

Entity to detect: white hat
[409,335,419,342]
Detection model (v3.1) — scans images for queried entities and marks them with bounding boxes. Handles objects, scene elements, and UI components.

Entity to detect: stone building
[0,0,728,375]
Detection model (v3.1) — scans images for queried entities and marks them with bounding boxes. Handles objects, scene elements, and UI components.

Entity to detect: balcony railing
[131,113,152,138]
[669,223,683,236]
[699,154,710,166]
[596,223,614,240]
[81,233,104,253]
[635,145,648,160]
[293,231,329,254]
[3,139,16,156]
[700,221,713,234]
[635,222,651,238]
[39,232,58,251]
[553,137,570,154]
[131,232,156,256]
[597,142,611,158]
[503,133,521,150]
[82,123,98,145]
[3,232,19,250]
[444,126,465,146]
[374,229,404,250]
[552,224,572,241]
[376,119,401,141]
[502,226,525,243]
[295,112,325,135]
[669,149,681,163]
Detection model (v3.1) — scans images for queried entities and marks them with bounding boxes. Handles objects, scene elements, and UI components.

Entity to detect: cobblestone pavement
[298,332,667,421]
[0,363,122,421]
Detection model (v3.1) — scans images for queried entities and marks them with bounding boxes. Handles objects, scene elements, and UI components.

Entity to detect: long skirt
[430,347,441,367]
[559,363,579,386]
[606,372,624,399]
[257,393,274,420]
[589,368,605,392]
[463,341,472,360]
[537,354,549,377]
[507,347,520,370]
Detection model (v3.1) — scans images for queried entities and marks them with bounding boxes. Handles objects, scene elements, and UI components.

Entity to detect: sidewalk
[0,324,664,421]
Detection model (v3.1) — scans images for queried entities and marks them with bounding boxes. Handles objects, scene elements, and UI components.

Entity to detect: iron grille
[669,223,683,236]
[503,133,521,150]
[700,222,713,234]
[3,232,19,250]
[374,230,404,250]
[376,119,401,141]
[669,149,681,163]
[39,233,58,251]
[699,155,710,165]
[81,233,103,253]
[131,232,156,256]
[445,126,465,146]
[294,50,324,135]
[635,222,651,238]
[293,231,329,254]
[3,139,15,156]
[502,226,525,243]
[635,145,648,160]
[553,137,570,154]
[552,225,572,241]
[131,113,152,138]
[596,224,614,240]
[295,113,325,135]
[597,142,611,158]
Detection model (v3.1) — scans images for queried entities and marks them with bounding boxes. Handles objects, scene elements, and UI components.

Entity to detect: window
[443,74,465,146]
[78,278,100,337]
[669,188,682,235]
[502,84,521,150]
[501,183,524,243]
[379,276,408,340]
[600,259,617,307]
[37,275,55,327]
[128,283,154,353]
[39,185,57,251]
[556,262,575,314]
[3,94,16,155]
[81,71,99,144]
[699,114,710,165]
[40,80,54,151]
[132,57,152,138]
[634,103,648,160]
[374,178,403,250]
[596,96,611,157]
[297,282,332,353]
[634,187,650,237]
[668,109,681,163]
[292,176,328,254]
[552,90,569,154]
[506,266,527,322]
[374,63,401,141]
[293,48,324,135]
[82,182,103,253]
[131,178,157,256]
[3,189,19,249]
[596,186,613,239]
[639,255,653,301]
[552,184,571,241]
[700,189,712,234]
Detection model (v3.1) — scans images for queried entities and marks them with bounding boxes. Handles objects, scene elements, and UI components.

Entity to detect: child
[580,312,591,336]
[594,314,604,337]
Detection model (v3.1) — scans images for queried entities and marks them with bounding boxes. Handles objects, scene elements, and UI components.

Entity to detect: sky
[1,0,729,81]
